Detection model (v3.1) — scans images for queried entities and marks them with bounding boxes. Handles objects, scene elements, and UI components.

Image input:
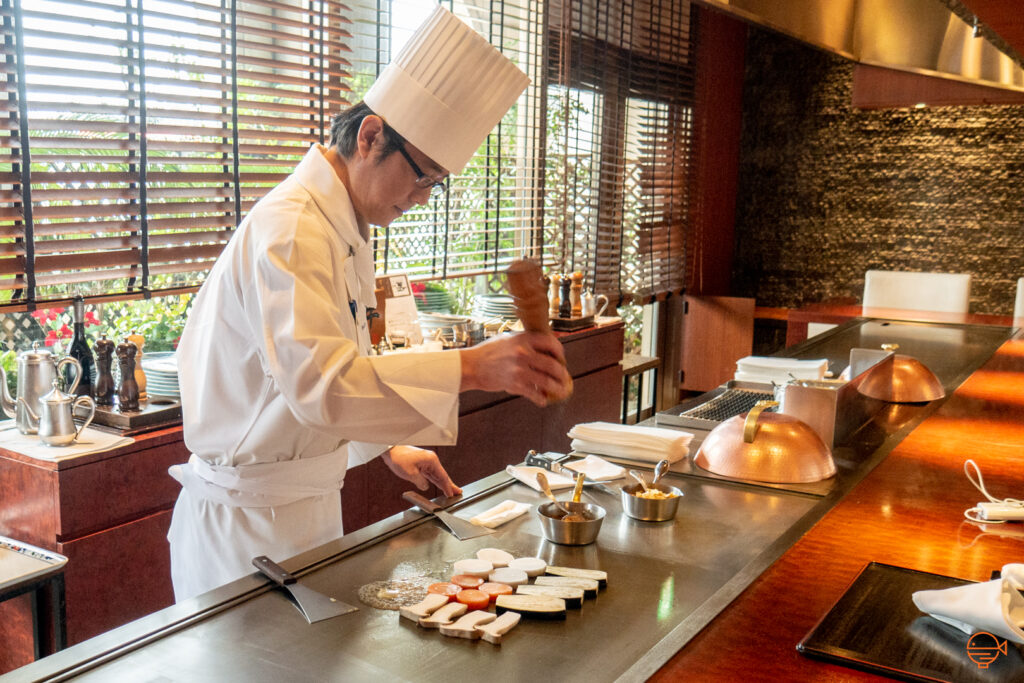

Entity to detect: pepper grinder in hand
[116,340,140,412]
[127,331,147,403]
[94,336,116,406]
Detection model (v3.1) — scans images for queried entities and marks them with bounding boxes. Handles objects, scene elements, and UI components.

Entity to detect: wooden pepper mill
[558,277,572,318]
[127,331,147,402]
[570,271,584,317]
[548,273,561,318]
[94,336,116,406]
[116,340,140,412]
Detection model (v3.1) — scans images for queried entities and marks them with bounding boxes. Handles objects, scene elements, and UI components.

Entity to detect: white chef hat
[363,5,529,174]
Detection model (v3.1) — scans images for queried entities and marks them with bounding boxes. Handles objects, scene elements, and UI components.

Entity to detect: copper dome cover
[857,344,946,403]
[694,402,835,484]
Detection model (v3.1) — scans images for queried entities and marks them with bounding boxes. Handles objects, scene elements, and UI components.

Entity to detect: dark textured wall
[731,29,1024,314]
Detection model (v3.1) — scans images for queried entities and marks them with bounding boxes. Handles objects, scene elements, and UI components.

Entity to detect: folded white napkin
[469,499,531,528]
[567,422,692,464]
[563,454,626,480]
[734,356,828,383]
[912,563,1024,643]
[505,465,575,491]
[0,423,134,462]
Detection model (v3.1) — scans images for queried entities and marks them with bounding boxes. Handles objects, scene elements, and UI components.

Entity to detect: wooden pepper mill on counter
[94,336,116,406]
[127,331,147,403]
[116,340,140,412]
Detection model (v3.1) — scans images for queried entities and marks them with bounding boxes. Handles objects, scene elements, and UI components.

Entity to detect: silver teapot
[18,379,96,447]
[0,341,83,434]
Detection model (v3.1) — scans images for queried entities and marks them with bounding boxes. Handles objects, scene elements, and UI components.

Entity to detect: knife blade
[523,450,618,496]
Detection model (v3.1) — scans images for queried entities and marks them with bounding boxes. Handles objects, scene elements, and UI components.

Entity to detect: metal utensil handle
[402,490,440,514]
[57,356,83,395]
[73,396,95,441]
[525,450,556,470]
[743,400,779,443]
[572,473,585,503]
[252,555,296,586]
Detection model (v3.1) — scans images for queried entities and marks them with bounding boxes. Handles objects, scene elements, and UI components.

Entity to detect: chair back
[1015,278,1024,320]
[862,270,971,314]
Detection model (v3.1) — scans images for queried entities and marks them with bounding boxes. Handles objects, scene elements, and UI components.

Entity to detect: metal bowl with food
[620,482,683,522]
[537,501,606,546]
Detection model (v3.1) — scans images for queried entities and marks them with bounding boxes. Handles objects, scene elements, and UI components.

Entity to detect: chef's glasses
[396,144,448,199]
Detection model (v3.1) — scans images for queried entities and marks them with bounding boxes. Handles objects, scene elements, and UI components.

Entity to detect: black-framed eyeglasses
[396,144,448,199]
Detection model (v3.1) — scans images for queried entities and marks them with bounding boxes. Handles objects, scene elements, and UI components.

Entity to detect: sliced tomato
[450,574,484,589]
[455,589,490,611]
[478,582,514,602]
[426,582,461,600]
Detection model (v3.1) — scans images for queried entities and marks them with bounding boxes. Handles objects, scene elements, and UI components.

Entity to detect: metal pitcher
[18,379,96,447]
[0,341,83,435]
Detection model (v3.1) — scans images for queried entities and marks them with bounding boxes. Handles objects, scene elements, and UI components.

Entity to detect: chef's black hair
[329,102,404,161]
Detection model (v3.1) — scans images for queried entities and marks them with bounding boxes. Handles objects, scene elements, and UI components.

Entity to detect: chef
[168,5,569,602]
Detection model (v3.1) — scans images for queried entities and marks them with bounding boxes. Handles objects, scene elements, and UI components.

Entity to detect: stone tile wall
[731,28,1024,315]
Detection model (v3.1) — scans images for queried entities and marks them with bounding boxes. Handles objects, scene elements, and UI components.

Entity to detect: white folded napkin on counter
[505,465,576,491]
[0,422,134,462]
[567,422,693,464]
[734,356,828,384]
[912,563,1024,643]
[563,454,626,480]
[469,499,531,528]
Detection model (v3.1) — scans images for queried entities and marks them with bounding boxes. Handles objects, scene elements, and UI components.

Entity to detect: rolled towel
[912,563,1024,644]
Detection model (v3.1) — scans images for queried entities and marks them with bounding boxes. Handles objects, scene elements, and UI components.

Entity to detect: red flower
[85,311,100,327]
[45,330,59,346]
[48,308,64,322]
[411,282,425,293]
[59,324,72,339]
[31,310,48,322]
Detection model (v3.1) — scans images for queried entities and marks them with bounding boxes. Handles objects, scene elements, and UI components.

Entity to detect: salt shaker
[94,336,116,406]
[548,273,561,318]
[116,340,140,412]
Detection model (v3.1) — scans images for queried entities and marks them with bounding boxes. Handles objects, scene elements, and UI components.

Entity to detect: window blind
[0,0,350,308]
[546,0,694,304]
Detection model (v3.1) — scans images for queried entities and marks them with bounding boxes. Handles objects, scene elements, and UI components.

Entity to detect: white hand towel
[567,422,692,464]
[563,455,626,480]
[912,563,1024,644]
[469,500,531,528]
[734,356,828,383]
[505,465,575,491]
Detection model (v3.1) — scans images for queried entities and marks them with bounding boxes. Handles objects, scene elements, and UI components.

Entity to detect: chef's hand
[382,445,462,498]
[458,332,571,407]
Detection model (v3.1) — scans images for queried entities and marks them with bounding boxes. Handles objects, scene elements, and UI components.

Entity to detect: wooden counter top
[653,331,1024,681]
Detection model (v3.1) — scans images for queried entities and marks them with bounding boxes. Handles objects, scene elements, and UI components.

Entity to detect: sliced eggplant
[515,584,584,608]
[544,565,607,588]
[495,594,566,620]
[534,575,599,599]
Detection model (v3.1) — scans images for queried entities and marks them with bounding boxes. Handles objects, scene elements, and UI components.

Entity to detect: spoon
[536,472,584,521]
[571,472,585,503]
[652,459,670,486]
[629,469,651,493]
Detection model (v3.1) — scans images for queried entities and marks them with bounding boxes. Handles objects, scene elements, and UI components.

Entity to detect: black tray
[798,562,1024,682]
[550,314,594,331]
[75,396,182,435]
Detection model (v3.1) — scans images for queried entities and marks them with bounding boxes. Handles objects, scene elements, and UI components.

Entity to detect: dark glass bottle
[65,296,95,397]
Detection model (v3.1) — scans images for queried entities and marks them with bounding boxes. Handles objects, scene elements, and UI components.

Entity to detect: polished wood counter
[653,330,1024,680]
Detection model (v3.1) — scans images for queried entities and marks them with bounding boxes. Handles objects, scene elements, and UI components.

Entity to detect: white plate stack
[418,313,473,343]
[414,288,454,314]
[142,351,180,400]
[472,294,518,323]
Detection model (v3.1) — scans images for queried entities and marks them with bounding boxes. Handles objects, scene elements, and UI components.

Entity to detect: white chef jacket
[168,144,462,602]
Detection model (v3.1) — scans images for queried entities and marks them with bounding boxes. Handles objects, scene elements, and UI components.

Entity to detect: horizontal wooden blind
[546,0,695,304]
[347,0,547,282]
[0,0,350,308]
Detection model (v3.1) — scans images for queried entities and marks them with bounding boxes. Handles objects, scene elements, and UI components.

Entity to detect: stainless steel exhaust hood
[698,0,1024,92]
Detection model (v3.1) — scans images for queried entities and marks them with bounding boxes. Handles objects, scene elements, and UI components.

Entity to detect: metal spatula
[402,491,495,540]
[252,556,358,623]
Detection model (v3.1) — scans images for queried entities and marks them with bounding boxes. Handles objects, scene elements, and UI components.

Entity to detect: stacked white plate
[414,289,454,314]
[472,294,518,323]
[142,351,180,399]
[419,313,473,342]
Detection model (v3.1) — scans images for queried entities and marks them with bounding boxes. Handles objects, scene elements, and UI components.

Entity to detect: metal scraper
[402,491,495,540]
[252,556,358,624]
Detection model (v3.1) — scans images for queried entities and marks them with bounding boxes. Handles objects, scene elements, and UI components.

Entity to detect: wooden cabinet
[0,430,189,673]
[679,295,754,392]
[0,323,624,674]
